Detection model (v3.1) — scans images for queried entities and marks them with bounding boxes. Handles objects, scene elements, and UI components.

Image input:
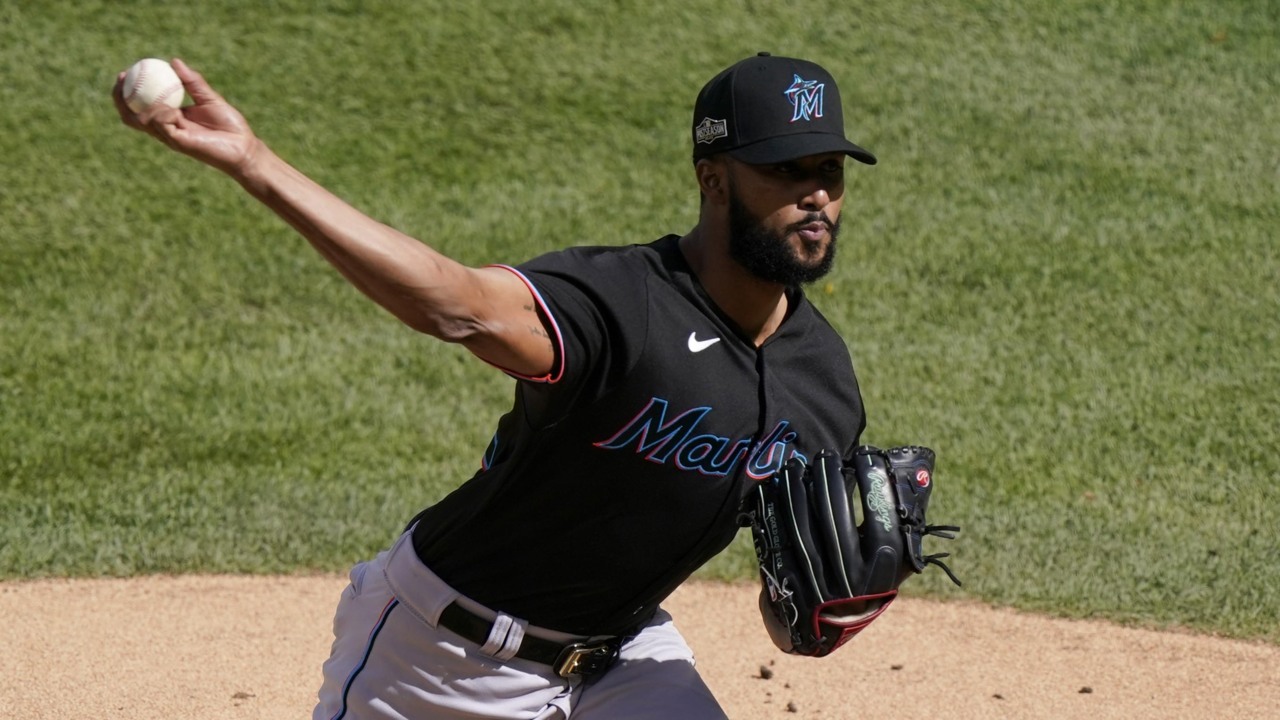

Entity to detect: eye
[772,162,800,176]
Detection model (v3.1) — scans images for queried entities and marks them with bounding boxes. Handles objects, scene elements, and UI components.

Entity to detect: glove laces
[922,524,963,586]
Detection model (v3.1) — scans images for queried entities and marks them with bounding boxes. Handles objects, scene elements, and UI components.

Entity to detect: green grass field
[2,1,1277,642]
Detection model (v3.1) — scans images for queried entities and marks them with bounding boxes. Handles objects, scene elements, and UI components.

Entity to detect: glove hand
[748,446,960,657]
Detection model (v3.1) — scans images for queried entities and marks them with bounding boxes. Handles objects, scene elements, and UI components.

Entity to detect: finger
[170,58,227,106]
[136,102,184,127]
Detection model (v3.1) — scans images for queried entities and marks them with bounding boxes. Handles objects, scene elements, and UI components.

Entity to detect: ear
[695,158,728,204]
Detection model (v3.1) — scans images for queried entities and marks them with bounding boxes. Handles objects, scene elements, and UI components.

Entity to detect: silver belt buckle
[554,641,618,679]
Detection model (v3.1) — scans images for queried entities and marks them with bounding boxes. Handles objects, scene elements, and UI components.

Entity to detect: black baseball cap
[691,52,876,166]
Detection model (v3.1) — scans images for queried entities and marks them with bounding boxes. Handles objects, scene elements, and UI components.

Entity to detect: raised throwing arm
[113,58,555,379]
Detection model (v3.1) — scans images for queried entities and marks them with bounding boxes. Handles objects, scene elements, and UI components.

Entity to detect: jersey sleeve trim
[486,264,566,384]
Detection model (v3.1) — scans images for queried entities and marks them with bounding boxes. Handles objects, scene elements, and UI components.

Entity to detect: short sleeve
[505,245,651,411]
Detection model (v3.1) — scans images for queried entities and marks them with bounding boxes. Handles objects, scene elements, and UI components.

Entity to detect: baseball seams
[150,79,183,109]
[125,62,150,106]
[124,59,184,112]
[125,65,152,110]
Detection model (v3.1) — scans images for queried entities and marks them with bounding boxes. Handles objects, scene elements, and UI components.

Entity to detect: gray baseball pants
[313,529,728,719]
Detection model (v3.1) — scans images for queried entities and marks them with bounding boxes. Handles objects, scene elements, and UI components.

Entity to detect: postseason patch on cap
[695,117,728,145]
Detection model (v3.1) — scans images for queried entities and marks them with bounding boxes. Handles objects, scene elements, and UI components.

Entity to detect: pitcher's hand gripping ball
[745,446,961,656]
[122,58,185,113]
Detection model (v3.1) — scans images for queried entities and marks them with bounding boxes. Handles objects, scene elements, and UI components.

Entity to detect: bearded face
[726,184,839,287]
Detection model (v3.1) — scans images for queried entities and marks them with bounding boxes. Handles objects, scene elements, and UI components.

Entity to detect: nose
[800,186,831,211]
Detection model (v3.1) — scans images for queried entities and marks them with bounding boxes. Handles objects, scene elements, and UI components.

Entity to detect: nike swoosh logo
[687,332,722,353]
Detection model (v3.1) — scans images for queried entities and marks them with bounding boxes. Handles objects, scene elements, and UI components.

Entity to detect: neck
[679,228,790,347]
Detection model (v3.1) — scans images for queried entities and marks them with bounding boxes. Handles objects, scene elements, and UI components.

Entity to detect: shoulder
[517,236,676,280]
[510,236,682,312]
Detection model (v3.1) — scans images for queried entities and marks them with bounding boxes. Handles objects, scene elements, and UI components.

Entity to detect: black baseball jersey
[411,234,865,636]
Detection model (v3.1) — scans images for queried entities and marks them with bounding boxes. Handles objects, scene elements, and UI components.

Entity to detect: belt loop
[480,613,515,656]
[495,617,527,661]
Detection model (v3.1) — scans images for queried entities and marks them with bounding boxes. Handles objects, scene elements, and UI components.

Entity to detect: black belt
[437,602,622,679]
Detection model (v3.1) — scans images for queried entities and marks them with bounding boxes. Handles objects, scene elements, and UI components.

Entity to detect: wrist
[232,138,278,195]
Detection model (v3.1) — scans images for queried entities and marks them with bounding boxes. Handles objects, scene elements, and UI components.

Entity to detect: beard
[727,188,839,287]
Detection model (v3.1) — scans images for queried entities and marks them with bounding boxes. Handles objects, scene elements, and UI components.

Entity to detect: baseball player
[115,52,878,719]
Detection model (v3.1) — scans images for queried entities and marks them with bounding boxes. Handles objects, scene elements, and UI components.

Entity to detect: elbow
[368,282,479,343]
[379,268,495,345]
[398,308,481,344]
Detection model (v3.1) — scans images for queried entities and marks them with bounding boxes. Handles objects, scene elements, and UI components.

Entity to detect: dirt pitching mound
[2,576,1276,719]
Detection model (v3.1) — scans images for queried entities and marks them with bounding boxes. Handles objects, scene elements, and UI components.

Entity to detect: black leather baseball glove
[744,445,960,657]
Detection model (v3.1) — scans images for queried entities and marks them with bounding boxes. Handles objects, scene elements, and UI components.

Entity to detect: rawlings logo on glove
[744,446,960,657]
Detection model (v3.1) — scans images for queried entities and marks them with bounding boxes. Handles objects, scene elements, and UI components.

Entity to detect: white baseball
[122,58,185,113]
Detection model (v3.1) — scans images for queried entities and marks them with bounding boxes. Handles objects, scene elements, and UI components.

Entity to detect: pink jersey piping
[486,264,566,384]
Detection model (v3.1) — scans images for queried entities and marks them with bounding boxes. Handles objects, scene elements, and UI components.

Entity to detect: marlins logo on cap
[784,75,825,122]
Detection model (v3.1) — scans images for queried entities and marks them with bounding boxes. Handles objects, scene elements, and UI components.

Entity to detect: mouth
[794,221,832,243]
